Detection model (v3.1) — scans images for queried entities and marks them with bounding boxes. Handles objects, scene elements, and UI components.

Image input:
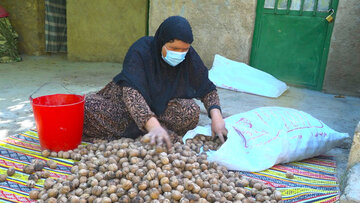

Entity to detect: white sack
[209,54,288,98]
[183,107,349,172]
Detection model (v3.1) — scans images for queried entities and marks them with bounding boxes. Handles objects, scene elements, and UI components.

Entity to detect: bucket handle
[29,82,75,101]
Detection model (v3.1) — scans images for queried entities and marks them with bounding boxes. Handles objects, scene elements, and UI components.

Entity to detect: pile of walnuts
[28,135,283,203]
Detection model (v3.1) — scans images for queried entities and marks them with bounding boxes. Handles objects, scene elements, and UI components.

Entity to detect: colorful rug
[0,130,340,203]
[241,157,340,202]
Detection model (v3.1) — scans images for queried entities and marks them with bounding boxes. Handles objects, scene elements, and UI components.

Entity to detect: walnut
[125,172,134,180]
[109,193,118,202]
[149,179,159,188]
[46,197,57,203]
[195,178,204,188]
[94,173,104,181]
[99,179,107,187]
[129,149,140,157]
[179,197,190,203]
[128,188,138,199]
[176,185,185,193]
[69,195,80,203]
[155,146,166,153]
[107,185,117,194]
[160,177,169,185]
[27,180,36,188]
[170,177,179,188]
[63,151,70,159]
[274,190,282,201]
[50,151,57,157]
[116,149,127,158]
[130,157,139,164]
[122,179,133,190]
[41,150,50,157]
[263,188,272,195]
[224,192,233,201]
[87,195,97,203]
[116,188,126,197]
[47,188,58,198]
[79,176,87,184]
[160,156,169,165]
[115,170,123,179]
[260,190,268,196]
[28,174,39,183]
[57,151,64,158]
[23,165,35,174]
[73,154,82,161]
[71,166,79,174]
[286,171,294,179]
[183,171,192,179]
[71,178,81,190]
[253,182,263,190]
[7,166,15,176]
[107,163,118,172]
[46,160,57,169]
[184,181,194,191]
[162,164,172,171]
[60,185,71,194]
[138,180,149,190]
[141,135,151,143]
[91,186,103,196]
[29,190,39,200]
[192,184,201,193]
[171,190,182,201]
[146,161,156,170]
[206,193,216,202]
[146,169,157,181]
[198,198,208,203]
[161,184,172,193]
[150,188,160,199]
[78,169,89,177]
[199,188,208,198]
[101,197,112,203]
[119,195,130,203]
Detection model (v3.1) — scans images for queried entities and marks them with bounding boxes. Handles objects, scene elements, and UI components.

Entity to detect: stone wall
[149,0,257,67]
[1,0,45,55]
[67,0,148,62]
[149,0,360,97]
[322,0,360,97]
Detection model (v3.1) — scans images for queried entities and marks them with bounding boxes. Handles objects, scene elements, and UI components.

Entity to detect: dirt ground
[1,55,359,193]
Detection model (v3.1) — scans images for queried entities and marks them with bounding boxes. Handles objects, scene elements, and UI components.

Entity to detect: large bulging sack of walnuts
[184,107,349,172]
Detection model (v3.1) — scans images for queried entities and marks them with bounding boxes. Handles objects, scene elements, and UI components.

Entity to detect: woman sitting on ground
[83,16,227,148]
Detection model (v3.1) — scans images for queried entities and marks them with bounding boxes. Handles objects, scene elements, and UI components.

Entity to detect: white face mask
[162,46,188,67]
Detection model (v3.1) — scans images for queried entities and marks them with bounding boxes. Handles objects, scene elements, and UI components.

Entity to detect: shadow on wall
[0,97,35,139]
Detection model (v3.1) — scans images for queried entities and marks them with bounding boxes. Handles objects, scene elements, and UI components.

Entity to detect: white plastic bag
[209,54,288,98]
[183,107,349,172]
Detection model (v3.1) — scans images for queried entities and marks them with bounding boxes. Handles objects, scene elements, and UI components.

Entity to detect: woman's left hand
[210,109,228,143]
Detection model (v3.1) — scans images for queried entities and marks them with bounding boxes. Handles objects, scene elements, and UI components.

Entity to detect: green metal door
[250,0,338,90]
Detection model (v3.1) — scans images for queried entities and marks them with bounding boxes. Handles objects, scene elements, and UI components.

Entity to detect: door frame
[250,0,339,90]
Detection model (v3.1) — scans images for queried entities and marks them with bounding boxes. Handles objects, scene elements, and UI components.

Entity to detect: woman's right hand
[144,117,172,149]
[143,126,172,149]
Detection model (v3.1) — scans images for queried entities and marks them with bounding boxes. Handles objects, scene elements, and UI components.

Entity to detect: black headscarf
[113,16,216,116]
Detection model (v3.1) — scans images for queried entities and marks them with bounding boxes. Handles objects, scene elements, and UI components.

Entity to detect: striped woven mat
[0,130,340,202]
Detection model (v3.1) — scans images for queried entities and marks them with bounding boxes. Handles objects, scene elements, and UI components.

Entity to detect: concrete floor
[1,55,359,193]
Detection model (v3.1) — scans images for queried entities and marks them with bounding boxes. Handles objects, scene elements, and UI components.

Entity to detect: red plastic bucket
[30,94,85,152]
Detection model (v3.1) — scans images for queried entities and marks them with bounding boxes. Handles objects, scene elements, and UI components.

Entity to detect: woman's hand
[144,117,172,149]
[210,109,228,143]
